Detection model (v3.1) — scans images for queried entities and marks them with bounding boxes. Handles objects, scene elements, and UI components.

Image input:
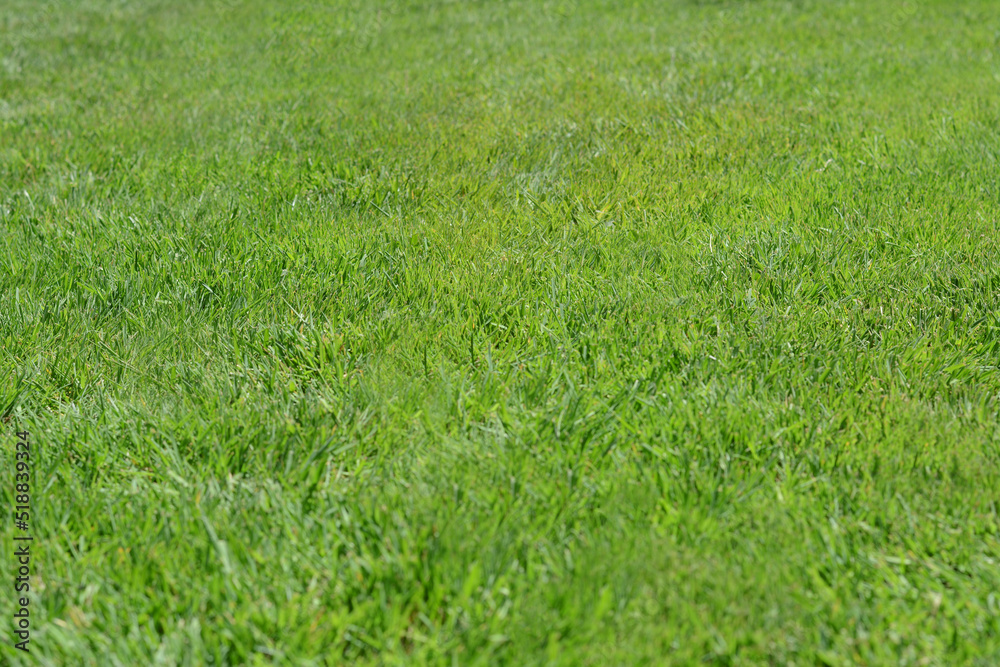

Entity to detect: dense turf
[2,0,1000,664]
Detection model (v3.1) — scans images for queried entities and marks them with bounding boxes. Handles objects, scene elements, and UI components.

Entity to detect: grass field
[2,0,1000,664]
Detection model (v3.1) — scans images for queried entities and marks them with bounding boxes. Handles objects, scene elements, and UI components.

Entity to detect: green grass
[2,0,1000,664]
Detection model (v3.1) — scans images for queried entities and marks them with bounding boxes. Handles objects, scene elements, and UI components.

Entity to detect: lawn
[1,0,999,664]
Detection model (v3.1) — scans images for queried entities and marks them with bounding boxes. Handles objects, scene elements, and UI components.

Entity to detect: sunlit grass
[1,0,999,664]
